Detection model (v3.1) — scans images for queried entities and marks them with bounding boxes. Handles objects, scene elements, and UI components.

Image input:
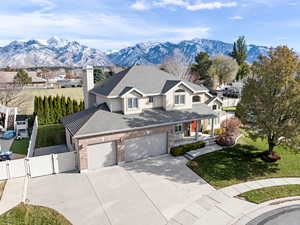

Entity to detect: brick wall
[77,125,174,171]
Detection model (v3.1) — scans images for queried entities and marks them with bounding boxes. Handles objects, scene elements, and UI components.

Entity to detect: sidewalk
[0,177,25,214]
[168,177,300,225]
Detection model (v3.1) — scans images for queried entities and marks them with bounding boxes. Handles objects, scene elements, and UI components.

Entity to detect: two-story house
[62,65,223,172]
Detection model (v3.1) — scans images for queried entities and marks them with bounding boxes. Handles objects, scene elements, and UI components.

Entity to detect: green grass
[0,203,72,225]
[36,124,66,148]
[223,106,237,112]
[188,136,300,188]
[10,88,83,115]
[239,185,300,204]
[0,181,6,200]
[10,139,30,155]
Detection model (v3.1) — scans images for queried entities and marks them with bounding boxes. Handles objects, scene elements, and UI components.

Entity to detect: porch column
[195,120,199,140]
[211,118,215,137]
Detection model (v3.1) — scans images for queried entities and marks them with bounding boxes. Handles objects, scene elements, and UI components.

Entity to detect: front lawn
[36,124,66,148]
[10,139,30,155]
[188,136,300,188]
[0,203,72,225]
[239,185,300,204]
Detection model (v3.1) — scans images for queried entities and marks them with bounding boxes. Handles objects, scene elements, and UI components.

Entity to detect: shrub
[216,133,236,146]
[171,141,205,156]
[203,128,223,135]
[221,117,241,134]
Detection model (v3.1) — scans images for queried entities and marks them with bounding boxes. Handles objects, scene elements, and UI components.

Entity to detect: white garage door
[125,133,167,162]
[87,142,117,170]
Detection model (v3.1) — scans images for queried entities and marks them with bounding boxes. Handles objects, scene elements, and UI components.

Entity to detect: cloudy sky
[0,0,300,51]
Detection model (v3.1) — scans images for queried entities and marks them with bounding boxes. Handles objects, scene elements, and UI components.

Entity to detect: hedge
[171,141,206,157]
[34,95,84,125]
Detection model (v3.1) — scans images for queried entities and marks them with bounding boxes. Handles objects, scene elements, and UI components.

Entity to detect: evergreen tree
[56,95,62,122]
[48,96,54,124]
[230,36,250,80]
[43,96,50,125]
[13,69,32,86]
[73,100,79,113]
[66,97,74,115]
[38,96,44,125]
[61,96,67,117]
[34,96,38,116]
[94,68,106,83]
[230,36,248,65]
[191,52,213,87]
[79,101,84,111]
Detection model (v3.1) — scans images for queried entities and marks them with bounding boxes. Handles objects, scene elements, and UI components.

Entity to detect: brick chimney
[83,66,94,109]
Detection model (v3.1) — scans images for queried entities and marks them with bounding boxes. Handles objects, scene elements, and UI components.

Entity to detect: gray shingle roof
[62,104,217,139]
[90,65,208,97]
[61,103,109,136]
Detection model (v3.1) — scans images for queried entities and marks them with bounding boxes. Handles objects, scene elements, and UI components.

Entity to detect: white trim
[163,81,196,95]
[207,97,223,106]
[120,87,145,98]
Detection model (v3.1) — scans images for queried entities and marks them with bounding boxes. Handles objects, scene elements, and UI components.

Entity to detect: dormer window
[148,96,154,104]
[128,98,138,109]
[212,105,218,110]
[175,89,185,93]
[192,96,201,103]
[175,95,185,105]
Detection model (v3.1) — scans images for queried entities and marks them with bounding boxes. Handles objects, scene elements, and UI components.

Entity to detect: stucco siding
[163,84,193,110]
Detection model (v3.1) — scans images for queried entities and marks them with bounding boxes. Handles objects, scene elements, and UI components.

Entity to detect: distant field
[13,88,83,115]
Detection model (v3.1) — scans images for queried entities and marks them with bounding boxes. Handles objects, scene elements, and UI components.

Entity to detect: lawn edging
[238,184,300,204]
[170,141,205,156]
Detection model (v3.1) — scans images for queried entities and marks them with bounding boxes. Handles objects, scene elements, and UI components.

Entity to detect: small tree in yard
[237,46,300,155]
[191,52,213,87]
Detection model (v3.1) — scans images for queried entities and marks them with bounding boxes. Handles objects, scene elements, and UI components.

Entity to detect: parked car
[0,150,12,161]
[0,130,16,140]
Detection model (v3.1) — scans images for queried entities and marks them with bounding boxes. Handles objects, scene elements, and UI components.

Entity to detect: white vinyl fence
[27,117,38,158]
[0,152,77,181]
[222,97,240,107]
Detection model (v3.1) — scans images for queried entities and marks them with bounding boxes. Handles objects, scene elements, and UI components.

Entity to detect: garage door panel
[125,133,167,162]
[88,142,116,170]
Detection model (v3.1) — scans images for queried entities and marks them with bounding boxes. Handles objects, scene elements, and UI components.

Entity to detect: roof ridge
[106,66,133,96]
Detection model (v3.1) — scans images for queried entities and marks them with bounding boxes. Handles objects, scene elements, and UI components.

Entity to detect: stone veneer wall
[77,125,174,171]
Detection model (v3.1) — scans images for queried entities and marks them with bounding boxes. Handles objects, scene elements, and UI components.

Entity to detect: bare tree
[0,84,23,106]
[160,49,195,82]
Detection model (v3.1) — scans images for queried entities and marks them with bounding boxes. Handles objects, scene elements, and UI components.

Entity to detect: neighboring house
[0,71,47,88]
[0,105,17,131]
[61,65,223,172]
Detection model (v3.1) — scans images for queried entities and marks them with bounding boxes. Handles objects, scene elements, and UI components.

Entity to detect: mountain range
[0,37,269,68]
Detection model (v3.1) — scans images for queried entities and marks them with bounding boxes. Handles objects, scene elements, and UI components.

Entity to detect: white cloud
[229,16,244,20]
[131,0,150,10]
[0,10,211,50]
[131,0,238,11]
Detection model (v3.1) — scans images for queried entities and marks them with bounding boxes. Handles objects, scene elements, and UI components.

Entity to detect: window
[175,124,183,133]
[128,98,138,109]
[192,96,201,103]
[175,89,185,93]
[212,105,218,110]
[175,95,185,105]
[148,96,154,104]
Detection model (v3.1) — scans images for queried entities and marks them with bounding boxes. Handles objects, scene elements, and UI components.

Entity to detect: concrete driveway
[27,155,214,225]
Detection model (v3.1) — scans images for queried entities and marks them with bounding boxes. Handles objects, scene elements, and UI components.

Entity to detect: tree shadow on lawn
[190,144,280,187]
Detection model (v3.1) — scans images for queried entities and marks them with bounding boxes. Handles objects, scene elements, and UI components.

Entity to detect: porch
[169,118,217,148]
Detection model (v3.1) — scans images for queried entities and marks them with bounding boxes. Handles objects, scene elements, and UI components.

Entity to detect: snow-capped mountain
[0,37,111,68]
[0,37,269,68]
[107,39,269,66]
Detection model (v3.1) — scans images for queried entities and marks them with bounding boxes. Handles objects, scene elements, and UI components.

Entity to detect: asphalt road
[247,205,300,225]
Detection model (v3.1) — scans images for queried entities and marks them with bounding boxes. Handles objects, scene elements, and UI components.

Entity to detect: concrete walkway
[0,177,25,214]
[185,144,223,160]
[168,178,300,225]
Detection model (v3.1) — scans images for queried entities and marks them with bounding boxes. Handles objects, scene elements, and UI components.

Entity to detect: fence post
[6,161,11,180]
[52,154,58,174]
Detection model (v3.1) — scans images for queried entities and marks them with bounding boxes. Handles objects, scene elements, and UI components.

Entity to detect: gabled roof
[90,65,208,97]
[62,104,217,139]
[205,96,223,105]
